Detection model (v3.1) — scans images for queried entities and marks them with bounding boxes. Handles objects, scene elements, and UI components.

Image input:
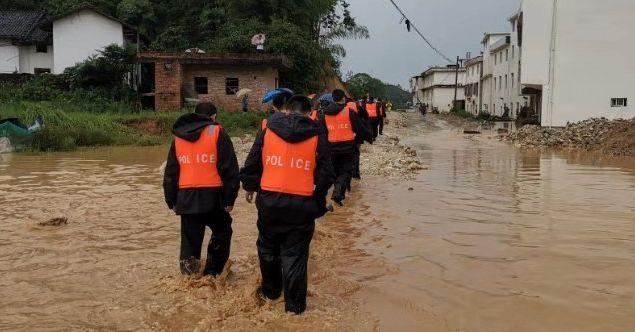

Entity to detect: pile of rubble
[504,117,635,156]
[360,134,427,179]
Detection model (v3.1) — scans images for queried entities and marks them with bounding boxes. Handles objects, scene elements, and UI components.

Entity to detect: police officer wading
[163,102,240,276]
[240,95,335,314]
[365,96,381,141]
[350,96,369,180]
[321,89,372,206]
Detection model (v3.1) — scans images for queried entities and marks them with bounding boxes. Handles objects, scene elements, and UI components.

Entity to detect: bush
[451,108,474,119]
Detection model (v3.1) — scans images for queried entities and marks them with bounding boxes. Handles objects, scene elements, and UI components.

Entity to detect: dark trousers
[369,117,380,140]
[352,144,361,179]
[257,221,315,314]
[180,209,233,276]
[331,152,355,202]
[378,116,384,135]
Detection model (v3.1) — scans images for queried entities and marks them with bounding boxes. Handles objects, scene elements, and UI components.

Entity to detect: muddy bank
[502,117,635,156]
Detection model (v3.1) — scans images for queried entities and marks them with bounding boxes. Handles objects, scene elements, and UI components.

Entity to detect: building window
[194,77,208,94]
[475,83,479,96]
[506,49,509,61]
[35,43,47,53]
[505,74,508,89]
[511,73,514,88]
[499,76,502,90]
[494,55,497,65]
[512,46,515,59]
[611,98,627,107]
[34,68,51,74]
[225,77,239,95]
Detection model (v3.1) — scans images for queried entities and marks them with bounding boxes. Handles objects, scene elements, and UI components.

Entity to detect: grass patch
[1,101,265,151]
[450,108,475,119]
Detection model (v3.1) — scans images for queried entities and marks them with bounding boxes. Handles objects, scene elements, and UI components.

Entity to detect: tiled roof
[0,11,51,43]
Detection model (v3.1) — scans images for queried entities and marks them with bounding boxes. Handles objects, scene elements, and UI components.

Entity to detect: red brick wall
[181,65,279,112]
[155,61,182,111]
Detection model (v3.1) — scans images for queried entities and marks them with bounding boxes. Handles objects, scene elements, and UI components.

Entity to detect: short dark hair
[287,95,312,114]
[195,102,217,116]
[272,94,287,109]
[332,89,346,102]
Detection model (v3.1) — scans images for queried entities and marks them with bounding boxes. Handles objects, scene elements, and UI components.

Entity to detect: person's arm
[240,129,265,193]
[216,128,240,208]
[163,141,179,210]
[314,131,335,214]
[350,110,373,143]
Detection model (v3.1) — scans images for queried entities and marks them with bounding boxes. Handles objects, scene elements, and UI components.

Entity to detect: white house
[520,0,635,126]
[418,66,465,113]
[0,5,136,75]
[410,75,424,105]
[463,55,482,115]
[480,33,509,116]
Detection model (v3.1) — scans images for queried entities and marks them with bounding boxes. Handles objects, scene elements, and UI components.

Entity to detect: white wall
[520,0,553,86]
[421,69,466,113]
[53,9,124,74]
[549,0,635,126]
[464,60,482,114]
[19,45,54,74]
[481,34,509,115]
[0,41,20,73]
[492,46,509,116]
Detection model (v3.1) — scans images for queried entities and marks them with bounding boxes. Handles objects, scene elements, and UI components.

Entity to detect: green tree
[64,44,136,92]
[345,73,386,99]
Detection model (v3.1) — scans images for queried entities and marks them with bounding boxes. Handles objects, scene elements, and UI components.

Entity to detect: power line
[387,0,453,64]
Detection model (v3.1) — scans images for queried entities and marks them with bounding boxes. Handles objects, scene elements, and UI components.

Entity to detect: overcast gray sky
[339,0,521,87]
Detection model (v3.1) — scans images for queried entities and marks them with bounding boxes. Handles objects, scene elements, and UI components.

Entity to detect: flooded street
[1,112,634,331]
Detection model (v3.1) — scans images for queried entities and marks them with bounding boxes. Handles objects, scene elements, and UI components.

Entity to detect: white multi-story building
[479,33,509,115]
[520,0,634,126]
[410,75,424,106]
[0,5,136,74]
[463,55,482,115]
[418,65,465,113]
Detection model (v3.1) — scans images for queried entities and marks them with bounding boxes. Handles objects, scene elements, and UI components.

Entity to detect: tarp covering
[0,117,42,152]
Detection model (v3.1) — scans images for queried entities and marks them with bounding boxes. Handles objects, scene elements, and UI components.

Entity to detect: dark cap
[194,102,217,116]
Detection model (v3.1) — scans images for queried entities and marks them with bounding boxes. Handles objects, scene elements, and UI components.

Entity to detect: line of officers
[163,89,387,314]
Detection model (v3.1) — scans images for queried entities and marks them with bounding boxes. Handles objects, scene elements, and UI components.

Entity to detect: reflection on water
[346,115,635,331]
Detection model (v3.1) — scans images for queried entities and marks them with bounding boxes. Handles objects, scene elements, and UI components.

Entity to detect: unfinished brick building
[136,52,291,111]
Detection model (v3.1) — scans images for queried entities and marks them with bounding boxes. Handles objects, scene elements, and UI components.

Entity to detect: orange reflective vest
[260,130,318,197]
[324,108,355,143]
[366,102,378,118]
[261,119,268,130]
[346,102,358,113]
[175,125,223,189]
[309,109,318,121]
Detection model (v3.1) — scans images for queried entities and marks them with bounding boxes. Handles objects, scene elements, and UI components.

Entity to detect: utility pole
[453,56,460,110]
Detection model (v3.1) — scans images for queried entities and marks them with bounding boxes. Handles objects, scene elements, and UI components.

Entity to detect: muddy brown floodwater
[1,112,634,331]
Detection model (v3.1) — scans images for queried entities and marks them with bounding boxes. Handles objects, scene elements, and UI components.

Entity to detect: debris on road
[38,217,68,226]
[502,118,635,156]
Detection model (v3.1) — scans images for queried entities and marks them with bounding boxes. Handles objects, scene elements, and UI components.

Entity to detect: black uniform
[163,113,240,276]
[321,102,372,204]
[377,101,386,135]
[352,100,370,179]
[363,100,381,140]
[240,112,335,314]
